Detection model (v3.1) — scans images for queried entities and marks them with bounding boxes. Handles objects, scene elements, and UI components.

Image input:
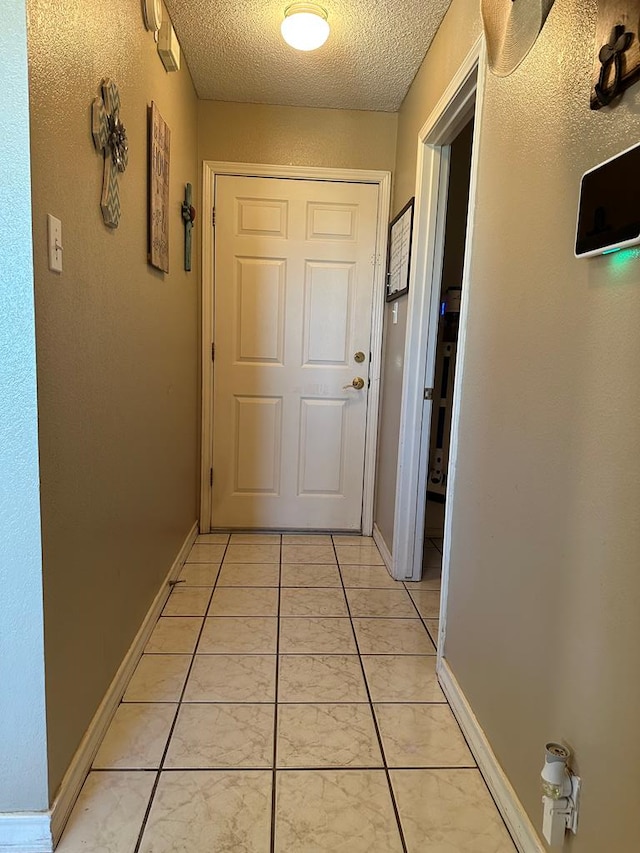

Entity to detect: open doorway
[390,37,485,637]
[422,118,475,586]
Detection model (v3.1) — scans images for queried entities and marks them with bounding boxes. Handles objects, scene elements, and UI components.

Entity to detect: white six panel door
[211,175,380,530]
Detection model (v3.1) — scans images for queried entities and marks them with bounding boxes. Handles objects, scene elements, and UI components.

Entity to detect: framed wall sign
[149,102,170,272]
[386,197,415,302]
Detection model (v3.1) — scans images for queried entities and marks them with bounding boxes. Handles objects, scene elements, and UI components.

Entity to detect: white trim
[48,522,198,846]
[392,34,483,583]
[199,161,391,534]
[438,659,545,853]
[437,43,488,655]
[199,163,215,534]
[372,522,392,572]
[0,814,52,853]
[361,172,392,536]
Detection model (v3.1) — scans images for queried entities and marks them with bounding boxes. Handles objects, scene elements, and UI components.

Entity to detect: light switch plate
[47,214,63,273]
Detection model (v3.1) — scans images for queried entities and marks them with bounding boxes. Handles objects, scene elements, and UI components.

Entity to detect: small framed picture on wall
[386,197,414,302]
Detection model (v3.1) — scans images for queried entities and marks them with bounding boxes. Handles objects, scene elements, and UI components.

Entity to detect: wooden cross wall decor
[92,78,129,227]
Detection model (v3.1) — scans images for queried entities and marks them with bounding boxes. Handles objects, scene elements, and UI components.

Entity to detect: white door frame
[391,37,486,597]
[200,162,392,534]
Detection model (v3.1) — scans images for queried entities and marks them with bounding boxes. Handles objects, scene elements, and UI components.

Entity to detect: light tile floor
[58,533,516,853]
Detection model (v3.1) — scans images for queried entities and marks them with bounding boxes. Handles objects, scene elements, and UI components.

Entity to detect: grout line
[132,536,231,853]
[117,698,448,705]
[90,763,477,773]
[332,537,409,853]
[405,586,441,641]
[270,537,283,853]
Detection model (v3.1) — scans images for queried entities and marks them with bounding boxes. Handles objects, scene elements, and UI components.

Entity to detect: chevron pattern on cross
[91,78,128,228]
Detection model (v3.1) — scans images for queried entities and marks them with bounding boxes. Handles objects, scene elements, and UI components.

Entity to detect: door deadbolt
[354,351,366,363]
[343,377,365,390]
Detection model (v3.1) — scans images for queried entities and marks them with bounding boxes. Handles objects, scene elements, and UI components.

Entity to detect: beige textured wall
[373,1,480,552]
[198,100,397,170]
[395,0,640,849]
[27,0,199,798]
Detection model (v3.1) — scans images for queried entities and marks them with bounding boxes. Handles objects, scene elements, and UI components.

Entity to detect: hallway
[57,533,516,852]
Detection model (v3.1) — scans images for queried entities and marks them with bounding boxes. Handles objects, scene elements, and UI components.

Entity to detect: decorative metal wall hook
[594,24,633,106]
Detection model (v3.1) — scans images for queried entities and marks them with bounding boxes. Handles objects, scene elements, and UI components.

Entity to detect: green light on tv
[602,247,621,255]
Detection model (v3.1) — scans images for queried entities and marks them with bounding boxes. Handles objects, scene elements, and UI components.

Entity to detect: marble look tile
[280,563,342,587]
[56,771,154,853]
[340,565,398,588]
[218,563,280,587]
[186,543,227,563]
[123,654,191,702]
[196,532,229,544]
[409,589,441,619]
[335,544,384,565]
[352,618,436,655]
[139,770,272,853]
[165,704,274,769]
[280,588,347,617]
[183,654,276,702]
[224,543,281,563]
[93,703,176,769]
[404,578,442,592]
[332,535,374,546]
[391,769,517,852]
[346,588,418,618]
[208,587,278,617]
[361,656,445,703]
[163,586,211,617]
[282,534,333,544]
[145,617,203,654]
[426,619,440,649]
[277,704,382,768]
[278,655,368,702]
[279,617,356,654]
[198,616,278,654]
[281,544,337,564]
[409,560,442,588]
[375,704,475,768]
[230,532,282,544]
[275,769,403,852]
[177,562,220,586]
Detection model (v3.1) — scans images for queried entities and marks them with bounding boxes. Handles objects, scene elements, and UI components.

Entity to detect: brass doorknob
[343,377,365,390]
[354,351,366,363]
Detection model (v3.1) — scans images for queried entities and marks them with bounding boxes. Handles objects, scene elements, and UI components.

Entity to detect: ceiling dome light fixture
[281,3,330,51]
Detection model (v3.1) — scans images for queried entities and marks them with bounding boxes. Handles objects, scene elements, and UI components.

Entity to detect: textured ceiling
[165,0,452,112]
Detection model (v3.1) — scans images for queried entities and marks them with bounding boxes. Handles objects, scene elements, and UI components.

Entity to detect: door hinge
[210,468,213,487]
[211,342,215,361]
[212,207,216,227]
[424,388,434,400]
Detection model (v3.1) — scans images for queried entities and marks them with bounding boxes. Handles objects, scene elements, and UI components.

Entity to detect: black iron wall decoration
[181,183,196,272]
[591,1,640,109]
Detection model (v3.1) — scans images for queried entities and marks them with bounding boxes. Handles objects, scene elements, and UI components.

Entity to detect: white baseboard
[0,814,52,853]
[437,659,545,853]
[47,521,198,848]
[372,523,393,573]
